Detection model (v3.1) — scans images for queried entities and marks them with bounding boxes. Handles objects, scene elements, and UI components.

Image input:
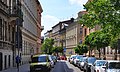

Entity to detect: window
[109,62,120,69]
[79,40,82,44]
[80,28,82,34]
[5,21,7,41]
[0,19,2,40]
[8,25,10,41]
[84,28,87,36]
[32,56,48,63]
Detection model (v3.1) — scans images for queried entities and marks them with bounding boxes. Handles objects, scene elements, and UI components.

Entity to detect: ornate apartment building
[65,11,89,55]
[44,30,52,39]
[21,0,43,64]
[51,18,74,48]
[0,0,23,70]
[0,0,43,71]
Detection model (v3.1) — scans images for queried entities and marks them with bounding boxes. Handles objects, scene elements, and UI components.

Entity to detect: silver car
[91,60,107,72]
[104,60,120,72]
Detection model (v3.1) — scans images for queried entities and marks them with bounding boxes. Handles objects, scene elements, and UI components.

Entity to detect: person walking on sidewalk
[15,55,21,72]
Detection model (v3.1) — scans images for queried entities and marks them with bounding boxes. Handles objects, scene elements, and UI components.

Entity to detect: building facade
[65,11,89,55]
[21,0,43,64]
[51,18,74,48]
[44,30,52,39]
[0,0,23,70]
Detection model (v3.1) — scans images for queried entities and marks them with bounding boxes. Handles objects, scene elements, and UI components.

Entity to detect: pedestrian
[15,55,21,69]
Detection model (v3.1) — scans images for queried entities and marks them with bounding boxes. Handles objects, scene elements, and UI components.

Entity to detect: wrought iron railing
[0,1,8,14]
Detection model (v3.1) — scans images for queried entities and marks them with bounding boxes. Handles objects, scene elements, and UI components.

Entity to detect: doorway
[0,52,2,71]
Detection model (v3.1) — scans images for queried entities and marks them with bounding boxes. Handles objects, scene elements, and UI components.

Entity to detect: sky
[39,0,88,36]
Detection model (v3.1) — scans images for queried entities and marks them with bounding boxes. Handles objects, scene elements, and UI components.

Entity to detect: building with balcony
[21,0,43,64]
[51,18,74,48]
[0,0,23,71]
[65,11,89,55]
[44,30,52,39]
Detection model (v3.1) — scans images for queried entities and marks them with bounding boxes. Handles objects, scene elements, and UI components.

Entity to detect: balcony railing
[0,0,23,20]
[0,1,8,14]
[40,26,44,30]
[9,5,23,19]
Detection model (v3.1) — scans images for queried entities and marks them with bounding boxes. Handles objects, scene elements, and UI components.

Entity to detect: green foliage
[110,38,118,49]
[82,45,88,53]
[74,44,88,55]
[52,46,63,53]
[74,46,80,54]
[41,38,54,54]
[84,30,111,50]
[80,0,120,38]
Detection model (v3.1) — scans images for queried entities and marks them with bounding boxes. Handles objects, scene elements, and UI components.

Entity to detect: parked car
[91,60,107,72]
[77,57,87,70]
[49,55,56,67]
[69,55,77,64]
[30,54,52,72]
[84,57,96,72]
[60,55,67,60]
[104,60,120,72]
[73,55,85,66]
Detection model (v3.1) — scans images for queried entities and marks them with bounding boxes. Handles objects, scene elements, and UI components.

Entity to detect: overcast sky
[39,0,88,36]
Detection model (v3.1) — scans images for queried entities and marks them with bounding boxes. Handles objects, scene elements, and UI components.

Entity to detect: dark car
[30,54,52,72]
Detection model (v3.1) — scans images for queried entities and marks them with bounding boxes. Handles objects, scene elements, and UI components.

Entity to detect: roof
[106,60,120,63]
[52,18,74,28]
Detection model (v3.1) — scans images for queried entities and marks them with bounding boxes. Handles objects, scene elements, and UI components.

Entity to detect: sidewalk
[0,64,30,72]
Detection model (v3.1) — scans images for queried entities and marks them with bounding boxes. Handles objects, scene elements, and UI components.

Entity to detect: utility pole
[17,23,20,72]
[15,0,23,71]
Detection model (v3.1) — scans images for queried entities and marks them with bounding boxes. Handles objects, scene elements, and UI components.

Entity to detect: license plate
[35,68,41,70]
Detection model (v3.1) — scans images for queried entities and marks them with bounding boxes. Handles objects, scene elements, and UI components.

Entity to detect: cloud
[69,0,88,5]
[41,15,60,36]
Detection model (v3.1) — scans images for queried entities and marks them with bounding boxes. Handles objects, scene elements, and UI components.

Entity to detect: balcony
[9,5,23,21]
[40,26,44,31]
[0,1,9,15]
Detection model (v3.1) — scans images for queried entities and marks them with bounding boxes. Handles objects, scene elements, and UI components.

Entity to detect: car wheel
[84,69,86,72]
[80,68,83,71]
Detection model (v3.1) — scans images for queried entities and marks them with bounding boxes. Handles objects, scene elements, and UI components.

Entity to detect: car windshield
[77,55,85,59]
[108,62,120,69]
[88,57,96,64]
[32,56,47,63]
[79,57,84,62]
[95,61,106,66]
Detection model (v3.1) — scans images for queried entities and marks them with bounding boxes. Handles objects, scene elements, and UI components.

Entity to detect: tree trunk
[98,49,101,59]
[114,47,117,60]
[103,47,106,60]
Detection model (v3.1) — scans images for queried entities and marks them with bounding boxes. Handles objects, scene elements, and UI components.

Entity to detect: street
[0,60,83,72]
[51,60,83,72]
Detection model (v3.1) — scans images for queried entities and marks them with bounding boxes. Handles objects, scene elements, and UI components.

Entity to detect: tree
[79,0,119,59]
[74,44,88,55]
[41,38,54,54]
[82,44,88,54]
[84,30,111,58]
[110,38,118,60]
[80,0,120,38]
[52,46,63,53]
[84,32,97,56]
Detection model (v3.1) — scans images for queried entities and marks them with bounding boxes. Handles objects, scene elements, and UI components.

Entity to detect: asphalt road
[51,60,83,72]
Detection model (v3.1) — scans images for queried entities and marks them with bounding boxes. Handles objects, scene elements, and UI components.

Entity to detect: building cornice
[21,27,37,41]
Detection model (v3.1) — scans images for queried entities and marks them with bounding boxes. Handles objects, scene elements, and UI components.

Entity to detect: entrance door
[0,52,2,71]
[4,55,7,69]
